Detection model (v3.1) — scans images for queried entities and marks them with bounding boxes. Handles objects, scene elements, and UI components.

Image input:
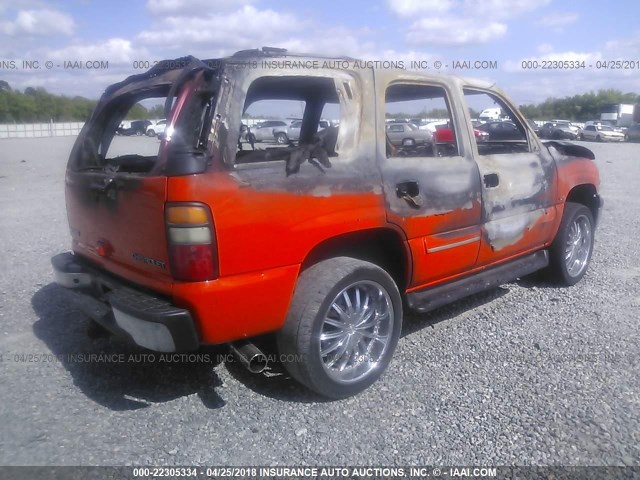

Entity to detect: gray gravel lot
[0,136,638,466]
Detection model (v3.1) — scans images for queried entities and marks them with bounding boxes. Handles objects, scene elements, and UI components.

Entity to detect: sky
[1,0,639,105]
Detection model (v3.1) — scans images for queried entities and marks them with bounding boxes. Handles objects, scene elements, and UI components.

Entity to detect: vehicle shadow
[401,286,510,337]
[32,282,513,405]
[31,283,227,411]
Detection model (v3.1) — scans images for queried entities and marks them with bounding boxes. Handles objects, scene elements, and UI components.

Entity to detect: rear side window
[234,75,343,169]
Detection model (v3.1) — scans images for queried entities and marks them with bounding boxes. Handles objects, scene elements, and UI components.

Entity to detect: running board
[406,250,549,313]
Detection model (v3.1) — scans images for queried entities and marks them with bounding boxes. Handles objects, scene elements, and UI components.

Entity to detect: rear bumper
[51,252,199,352]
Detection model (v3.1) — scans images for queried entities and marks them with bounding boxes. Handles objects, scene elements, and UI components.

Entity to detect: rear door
[65,66,215,291]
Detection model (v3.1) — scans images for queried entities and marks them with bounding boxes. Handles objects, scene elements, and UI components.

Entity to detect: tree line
[1,80,638,123]
[519,89,640,121]
[0,81,164,123]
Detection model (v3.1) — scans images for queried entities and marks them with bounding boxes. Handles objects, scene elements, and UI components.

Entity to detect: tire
[277,257,402,399]
[136,130,142,136]
[147,129,155,137]
[276,132,288,144]
[548,202,595,286]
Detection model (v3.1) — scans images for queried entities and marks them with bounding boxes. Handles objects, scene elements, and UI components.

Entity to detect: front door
[462,88,557,266]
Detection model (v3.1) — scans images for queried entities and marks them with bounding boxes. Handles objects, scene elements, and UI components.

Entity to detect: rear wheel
[277,257,402,399]
[276,132,288,144]
[548,202,594,286]
[147,129,155,137]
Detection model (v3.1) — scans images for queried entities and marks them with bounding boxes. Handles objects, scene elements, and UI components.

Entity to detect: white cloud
[462,0,551,20]
[386,0,453,16]
[146,0,255,16]
[43,38,151,63]
[604,33,640,57]
[0,9,74,36]
[407,17,507,47]
[389,0,552,47]
[138,5,303,52]
[536,12,579,30]
[537,43,554,54]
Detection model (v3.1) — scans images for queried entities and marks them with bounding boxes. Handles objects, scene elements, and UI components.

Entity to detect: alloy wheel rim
[319,280,394,384]
[565,214,592,277]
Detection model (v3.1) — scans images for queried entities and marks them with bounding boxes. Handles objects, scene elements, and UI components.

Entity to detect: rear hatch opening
[65,58,220,288]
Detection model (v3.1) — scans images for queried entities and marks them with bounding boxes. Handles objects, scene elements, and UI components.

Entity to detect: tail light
[165,203,218,281]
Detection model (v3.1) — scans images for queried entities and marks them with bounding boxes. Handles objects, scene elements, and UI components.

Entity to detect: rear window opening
[73,72,217,175]
[73,86,171,174]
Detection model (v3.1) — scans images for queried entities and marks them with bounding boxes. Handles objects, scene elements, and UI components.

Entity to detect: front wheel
[277,257,402,399]
[276,132,288,144]
[548,202,595,286]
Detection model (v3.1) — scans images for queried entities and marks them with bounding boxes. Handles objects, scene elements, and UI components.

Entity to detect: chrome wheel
[319,280,394,384]
[564,214,592,278]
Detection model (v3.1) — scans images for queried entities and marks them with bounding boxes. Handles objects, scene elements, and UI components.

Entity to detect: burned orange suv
[53,49,602,398]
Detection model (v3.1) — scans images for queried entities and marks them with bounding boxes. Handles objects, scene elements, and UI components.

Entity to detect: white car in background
[146,119,167,137]
[579,124,626,142]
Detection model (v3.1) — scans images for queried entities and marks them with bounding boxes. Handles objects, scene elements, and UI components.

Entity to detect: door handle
[484,173,499,188]
[396,181,423,209]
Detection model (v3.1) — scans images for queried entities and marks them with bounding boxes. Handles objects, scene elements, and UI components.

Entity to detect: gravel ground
[0,136,638,466]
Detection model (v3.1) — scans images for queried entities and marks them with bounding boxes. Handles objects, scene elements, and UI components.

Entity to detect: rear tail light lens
[166,204,218,282]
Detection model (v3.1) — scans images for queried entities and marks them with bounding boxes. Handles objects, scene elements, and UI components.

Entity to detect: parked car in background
[146,119,167,137]
[251,120,288,142]
[579,124,625,142]
[526,119,540,136]
[539,122,578,140]
[551,119,580,135]
[274,119,331,144]
[476,121,525,141]
[386,122,434,147]
[433,124,489,143]
[624,124,640,142]
[118,119,152,136]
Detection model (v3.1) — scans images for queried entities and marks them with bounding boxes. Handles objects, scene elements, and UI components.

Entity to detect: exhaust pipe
[229,340,268,374]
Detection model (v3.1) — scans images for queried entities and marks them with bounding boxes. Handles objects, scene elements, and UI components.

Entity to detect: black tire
[276,132,288,144]
[277,257,402,399]
[147,129,155,137]
[548,202,595,286]
[136,130,142,136]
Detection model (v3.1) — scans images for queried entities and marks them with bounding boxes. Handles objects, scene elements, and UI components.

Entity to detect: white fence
[0,122,85,139]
